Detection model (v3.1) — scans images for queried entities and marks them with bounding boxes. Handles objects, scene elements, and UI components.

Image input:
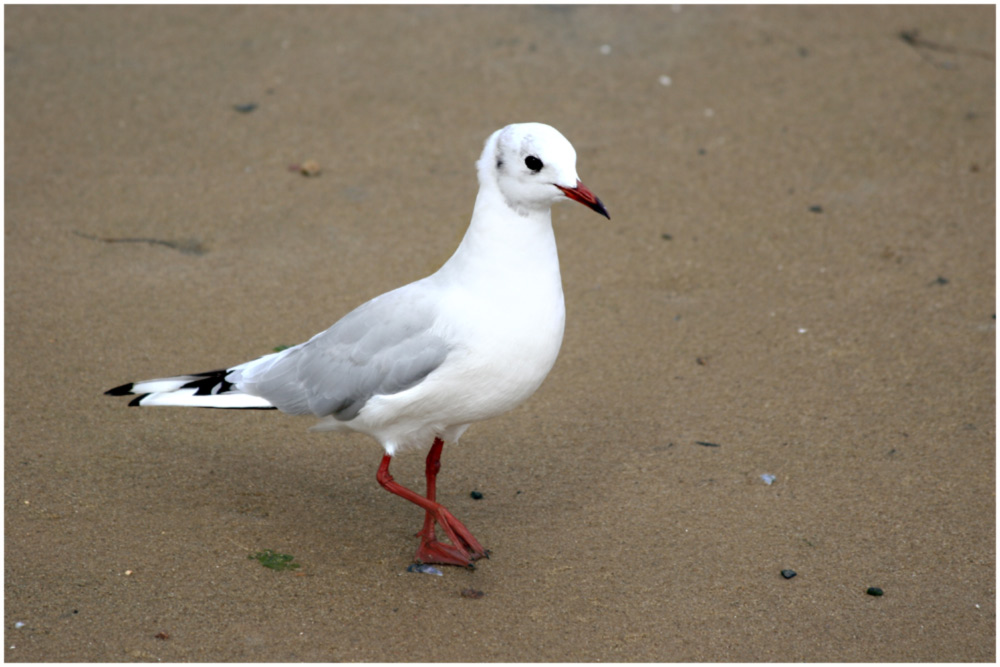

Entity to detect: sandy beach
[5,5,994,661]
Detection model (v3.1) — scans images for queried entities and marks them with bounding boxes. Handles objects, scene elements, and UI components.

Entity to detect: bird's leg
[417,437,444,543]
[376,445,488,567]
[420,439,493,565]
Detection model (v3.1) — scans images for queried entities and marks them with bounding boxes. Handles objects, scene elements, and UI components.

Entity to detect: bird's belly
[463,335,561,414]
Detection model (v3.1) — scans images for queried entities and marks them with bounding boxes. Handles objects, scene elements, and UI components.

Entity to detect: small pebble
[298,159,322,177]
[233,103,258,113]
[470,491,484,500]
[761,473,776,485]
[866,586,884,596]
[14,622,25,629]
[460,588,485,599]
[809,205,823,213]
[658,75,672,86]
[781,569,797,579]
[599,44,611,55]
[154,632,170,640]
[407,563,443,576]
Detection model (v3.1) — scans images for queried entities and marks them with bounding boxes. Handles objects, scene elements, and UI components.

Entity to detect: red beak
[556,180,610,219]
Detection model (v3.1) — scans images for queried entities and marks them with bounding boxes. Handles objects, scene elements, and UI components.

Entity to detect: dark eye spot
[525,155,543,172]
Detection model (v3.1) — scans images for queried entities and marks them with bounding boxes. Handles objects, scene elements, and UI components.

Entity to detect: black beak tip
[594,199,610,220]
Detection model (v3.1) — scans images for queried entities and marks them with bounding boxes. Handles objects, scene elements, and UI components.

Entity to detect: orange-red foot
[413,506,488,567]
[415,539,484,568]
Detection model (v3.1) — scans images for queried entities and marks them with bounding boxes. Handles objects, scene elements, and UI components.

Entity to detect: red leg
[376,439,488,567]
[416,437,442,544]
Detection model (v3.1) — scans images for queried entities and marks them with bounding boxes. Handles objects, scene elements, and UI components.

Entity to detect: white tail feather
[136,389,274,409]
[107,369,276,410]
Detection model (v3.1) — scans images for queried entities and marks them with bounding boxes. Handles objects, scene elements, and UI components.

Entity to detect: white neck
[436,180,562,290]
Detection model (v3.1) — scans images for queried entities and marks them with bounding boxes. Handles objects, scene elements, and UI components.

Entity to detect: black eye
[525,155,543,172]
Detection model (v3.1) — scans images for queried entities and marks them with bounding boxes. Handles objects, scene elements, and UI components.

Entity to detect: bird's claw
[414,539,484,568]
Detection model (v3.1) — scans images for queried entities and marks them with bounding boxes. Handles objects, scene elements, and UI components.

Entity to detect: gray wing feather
[231,288,450,421]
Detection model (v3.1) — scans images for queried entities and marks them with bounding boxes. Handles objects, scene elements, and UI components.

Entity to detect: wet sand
[4,5,995,661]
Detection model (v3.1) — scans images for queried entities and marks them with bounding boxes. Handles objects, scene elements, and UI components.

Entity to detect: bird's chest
[448,273,566,398]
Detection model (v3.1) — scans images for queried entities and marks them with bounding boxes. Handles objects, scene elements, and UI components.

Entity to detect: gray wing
[230,287,450,421]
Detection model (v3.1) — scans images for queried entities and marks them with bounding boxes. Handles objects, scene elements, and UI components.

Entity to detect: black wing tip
[105,383,148,406]
[106,383,135,396]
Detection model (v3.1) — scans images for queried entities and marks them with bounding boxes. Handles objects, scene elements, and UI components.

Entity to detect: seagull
[106,123,609,568]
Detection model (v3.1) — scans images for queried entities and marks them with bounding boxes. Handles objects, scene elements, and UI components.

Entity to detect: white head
[477,123,609,220]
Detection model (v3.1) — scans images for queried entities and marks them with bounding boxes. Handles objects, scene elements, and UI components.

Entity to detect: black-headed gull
[107,123,609,568]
